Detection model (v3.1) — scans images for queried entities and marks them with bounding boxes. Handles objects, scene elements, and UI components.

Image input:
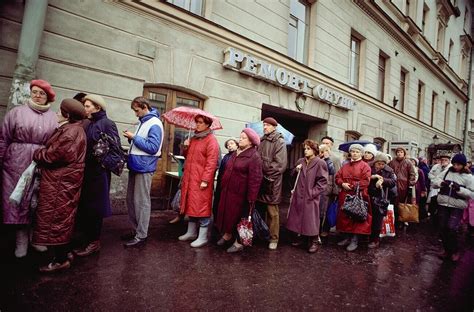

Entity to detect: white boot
[178,222,198,241]
[190,226,209,248]
[29,230,47,252]
[15,228,29,258]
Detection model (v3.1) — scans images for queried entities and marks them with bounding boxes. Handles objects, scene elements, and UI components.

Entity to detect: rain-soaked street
[1,209,473,312]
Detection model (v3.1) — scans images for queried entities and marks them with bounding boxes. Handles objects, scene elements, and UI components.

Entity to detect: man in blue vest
[122,97,163,247]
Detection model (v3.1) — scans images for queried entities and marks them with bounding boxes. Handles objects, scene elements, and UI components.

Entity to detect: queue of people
[1,79,473,274]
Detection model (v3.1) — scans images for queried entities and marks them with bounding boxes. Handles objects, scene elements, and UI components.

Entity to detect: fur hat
[84,94,107,111]
[60,98,85,121]
[374,153,389,164]
[242,128,260,146]
[451,153,467,166]
[363,143,378,156]
[349,144,364,152]
[30,79,56,102]
[395,147,407,156]
[262,117,278,127]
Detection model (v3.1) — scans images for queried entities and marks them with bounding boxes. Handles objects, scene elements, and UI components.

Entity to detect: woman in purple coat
[215,128,263,253]
[0,79,58,258]
[286,139,328,253]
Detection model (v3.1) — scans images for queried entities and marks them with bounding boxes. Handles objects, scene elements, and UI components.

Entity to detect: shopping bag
[252,209,270,241]
[171,189,181,212]
[327,200,338,228]
[237,216,253,246]
[380,204,396,237]
[398,202,419,223]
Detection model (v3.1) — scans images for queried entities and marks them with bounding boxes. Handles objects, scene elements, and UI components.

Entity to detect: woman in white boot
[178,114,219,247]
[0,80,58,258]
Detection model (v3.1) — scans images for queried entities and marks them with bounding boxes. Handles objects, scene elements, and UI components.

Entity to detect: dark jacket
[286,157,328,236]
[215,147,263,234]
[78,110,119,218]
[369,164,397,202]
[32,122,86,245]
[212,151,235,215]
[257,130,287,204]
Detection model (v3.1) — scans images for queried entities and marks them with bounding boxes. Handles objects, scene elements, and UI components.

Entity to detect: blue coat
[78,110,119,218]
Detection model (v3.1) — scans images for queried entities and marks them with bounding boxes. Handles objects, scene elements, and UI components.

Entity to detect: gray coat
[257,130,287,205]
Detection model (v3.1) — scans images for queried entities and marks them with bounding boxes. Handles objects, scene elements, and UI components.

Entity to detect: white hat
[363,144,378,156]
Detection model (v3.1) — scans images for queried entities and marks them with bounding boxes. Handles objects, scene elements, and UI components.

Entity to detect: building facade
[0,0,472,208]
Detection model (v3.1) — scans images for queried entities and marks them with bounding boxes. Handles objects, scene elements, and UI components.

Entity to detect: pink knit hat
[30,79,56,102]
[242,128,260,146]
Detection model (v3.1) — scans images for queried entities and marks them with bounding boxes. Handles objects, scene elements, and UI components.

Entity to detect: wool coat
[286,157,328,236]
[215,147,263,234]
[32,122,86,245]
[0,103,57,224]
[335,159,372,235]
[388,157,416,203]
[212,151,235,216]
[78,110,119,218]
[180,131,219,217]
[257,130,287,205]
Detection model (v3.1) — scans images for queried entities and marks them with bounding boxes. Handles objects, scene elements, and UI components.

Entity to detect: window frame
[349,35,361,88]
[288,0,310,64]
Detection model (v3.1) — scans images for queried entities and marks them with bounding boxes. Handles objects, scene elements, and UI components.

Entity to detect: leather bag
[398,188,419,223]
[92,132,127,176]
[372,187,390,216]
[342,182,368,222]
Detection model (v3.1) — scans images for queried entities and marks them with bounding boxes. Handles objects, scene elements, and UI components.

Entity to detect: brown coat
[388,157,416,203]
[286,157,328,236]
[257,130,287,204]
[32,122,86,245]
[215,147,263,234]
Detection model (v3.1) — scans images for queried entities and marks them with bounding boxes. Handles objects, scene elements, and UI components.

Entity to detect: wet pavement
[1,209,473,312]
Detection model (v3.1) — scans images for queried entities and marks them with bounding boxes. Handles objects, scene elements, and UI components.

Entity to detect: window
[143,87,204,197]
[422,3,429,33]
[399,68,408,112]
[448,40,454,64]
[373,137,387,153]
[431,92,437,126]
[288,0,309,63]
[436,20,446,52]
[416,81,425,120]
[345,130,361,142]
[377,51,388,102]
[444,101,450,132]
[349,35,361,88]
[166,0,203,15]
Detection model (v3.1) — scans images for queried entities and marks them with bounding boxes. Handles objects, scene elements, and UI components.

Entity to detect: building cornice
[354,0,468,100]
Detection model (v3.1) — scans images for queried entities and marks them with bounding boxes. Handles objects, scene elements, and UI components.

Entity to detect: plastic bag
[171,189,181,212]
[327,200,338,228]
[10,161,37,205]
[252,209,270,241]
[380,204,396,238]
[237,216,253,246]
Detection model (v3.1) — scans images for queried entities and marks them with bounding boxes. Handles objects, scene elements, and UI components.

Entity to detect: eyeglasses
[31,90,47,97]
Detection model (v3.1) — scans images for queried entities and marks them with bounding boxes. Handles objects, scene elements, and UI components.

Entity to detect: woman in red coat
[178,114,219,248]
[335,144,372,252]
[32,99,87,272]
[215,128,263,253]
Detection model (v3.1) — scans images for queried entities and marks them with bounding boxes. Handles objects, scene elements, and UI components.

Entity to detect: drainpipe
[7,0,48,111]
[463,41,473,155]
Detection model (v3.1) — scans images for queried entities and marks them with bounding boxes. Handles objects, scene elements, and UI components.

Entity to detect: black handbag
[372,187,390,216]
[92,132,127,176]
[342,182,368,222]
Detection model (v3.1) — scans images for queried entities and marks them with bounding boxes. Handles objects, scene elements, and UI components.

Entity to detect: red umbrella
[162,106,223,131]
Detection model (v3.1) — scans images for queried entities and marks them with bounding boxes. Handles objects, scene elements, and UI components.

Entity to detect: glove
[440,180,449,187]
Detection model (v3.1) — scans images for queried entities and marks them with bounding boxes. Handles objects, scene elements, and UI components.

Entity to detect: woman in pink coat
[178,114,219,248]
[0,80,57,258]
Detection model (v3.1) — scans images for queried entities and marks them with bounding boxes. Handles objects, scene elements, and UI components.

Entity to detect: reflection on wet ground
[1,210,473,311]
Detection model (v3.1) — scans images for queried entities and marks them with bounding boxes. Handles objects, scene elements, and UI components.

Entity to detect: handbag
[252,207,270,241]
[327,200,338,228]
[237,203,254,246]
[398,193,419,223]
[380,204,396,237]
[92,132,127,176]
[342,182,368,222]
[372,187,390,216]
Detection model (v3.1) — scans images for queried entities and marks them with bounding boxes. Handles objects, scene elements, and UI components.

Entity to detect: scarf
[27,99,51,113]
[193,128,212,139]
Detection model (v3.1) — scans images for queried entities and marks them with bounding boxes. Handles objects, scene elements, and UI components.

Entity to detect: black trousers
[438,205,463,255]
[54,244,70,263]
[76,206,103,244]
[370,204,385,241]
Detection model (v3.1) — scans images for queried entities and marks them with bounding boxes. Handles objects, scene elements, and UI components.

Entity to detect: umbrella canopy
[245,121,295,145]
[162,106,223,131]
[338,140,380,153]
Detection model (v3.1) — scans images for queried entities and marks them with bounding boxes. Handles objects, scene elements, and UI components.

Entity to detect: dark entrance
[261,104,326,202]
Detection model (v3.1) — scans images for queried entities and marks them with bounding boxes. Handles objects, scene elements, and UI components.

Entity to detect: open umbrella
[162,107,223,131]
[338,140,380,153]
[245,121,295,145]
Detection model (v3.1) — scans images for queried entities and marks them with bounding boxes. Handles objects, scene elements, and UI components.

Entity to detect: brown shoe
[39,260,71,273]
[169,215,181,224]
[74,241,101,257]
[368,239,380,249]
[308,242,320,253]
